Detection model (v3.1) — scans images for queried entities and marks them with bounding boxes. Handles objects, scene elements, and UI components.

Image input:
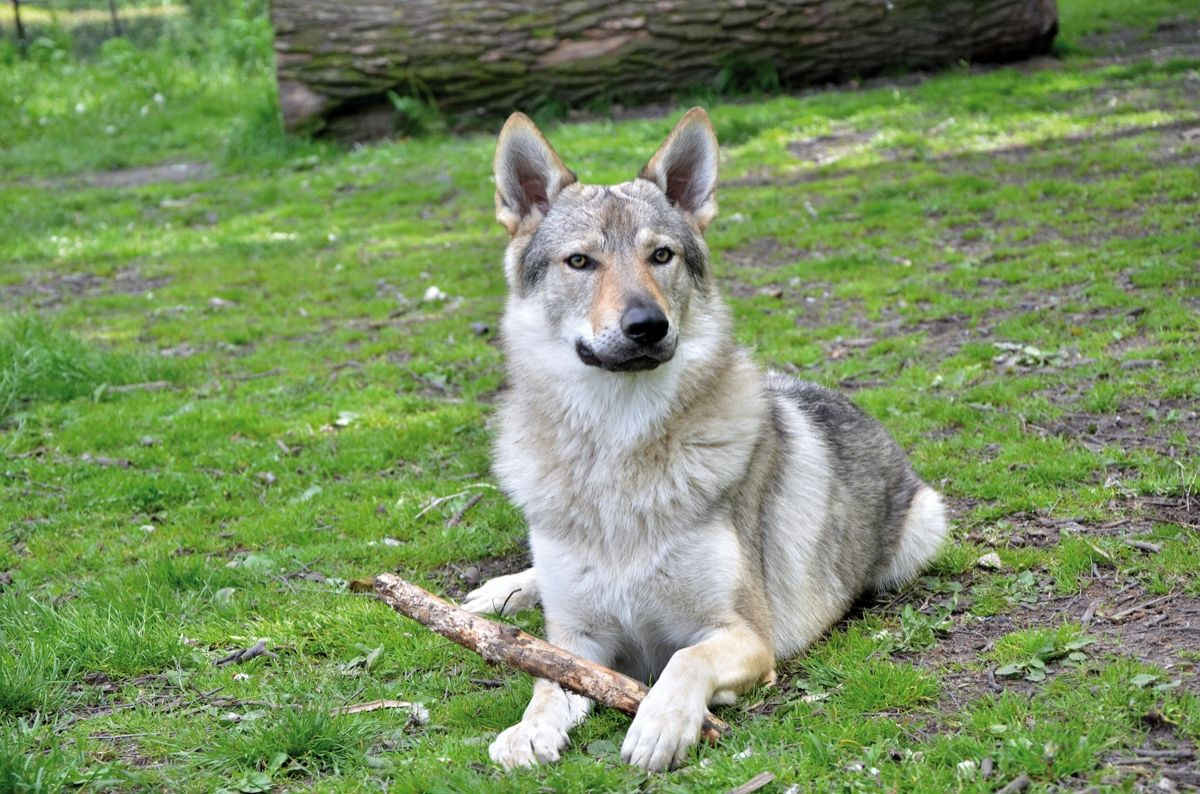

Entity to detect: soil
[787,130,877,166]
[427,548,531,603]
[4,266,170,310]
[1081,17,1200,67]
[1035,395,1200,460]
[923,576,1200,791]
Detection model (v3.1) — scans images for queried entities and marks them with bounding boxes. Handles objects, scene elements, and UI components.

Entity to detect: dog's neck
[500,297,733,448]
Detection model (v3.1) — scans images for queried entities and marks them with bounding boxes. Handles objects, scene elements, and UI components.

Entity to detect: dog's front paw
[489,720,568,769]
[461,570,538,616]
[621,690,706,772]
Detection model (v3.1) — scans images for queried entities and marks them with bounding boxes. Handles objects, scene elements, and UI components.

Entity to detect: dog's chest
[532,524,744,676]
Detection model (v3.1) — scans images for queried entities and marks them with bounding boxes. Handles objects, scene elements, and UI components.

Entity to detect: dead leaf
[976,552,1004,570]
[728,770,775,794]
[349,576,377,593]
[330,699,411,716]
[330,700,429,723]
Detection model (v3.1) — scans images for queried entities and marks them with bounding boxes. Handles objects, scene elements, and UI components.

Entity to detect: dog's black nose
[621,302,669,345]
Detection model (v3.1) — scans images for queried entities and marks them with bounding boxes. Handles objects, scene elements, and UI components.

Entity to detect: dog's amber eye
[565,253,590,270]
[651,247,674,264]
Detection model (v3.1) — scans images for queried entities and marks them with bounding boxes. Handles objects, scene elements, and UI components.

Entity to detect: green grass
[0,315,182,420]
[2,0,1199,790]
[198,702,378,777]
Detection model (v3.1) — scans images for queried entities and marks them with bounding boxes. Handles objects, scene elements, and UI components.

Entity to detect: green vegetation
[2,0,1198,790]
[0,316,181,420]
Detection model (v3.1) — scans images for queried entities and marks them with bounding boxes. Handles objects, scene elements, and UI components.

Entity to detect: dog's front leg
[621,624,773,772]
[461,566,538,616]
[489,628,608,769]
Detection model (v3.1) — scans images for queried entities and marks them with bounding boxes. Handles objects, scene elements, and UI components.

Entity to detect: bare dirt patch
[785,286,1003,362]
[1081,17,1200,66]
[922,578,1200,790]
[83,161,212,189]
[427,549,531,603]
[720,238,814,272]
[1103,711,1200,790]
[14,161,215,191]
[4,266,171,310]
[960,492,1199,552]
[1035,396,1200,458]
[788,130,877,166]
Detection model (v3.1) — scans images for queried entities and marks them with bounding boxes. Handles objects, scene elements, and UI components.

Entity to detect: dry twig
[373,573,728,743]
[727,771,776,794]
[215,639,277,666]
[996,773,1031,794]
[446,492,484,527]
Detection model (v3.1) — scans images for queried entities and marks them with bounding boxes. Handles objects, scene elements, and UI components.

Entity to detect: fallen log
[270,0,1060,141]
[373,573,728,743]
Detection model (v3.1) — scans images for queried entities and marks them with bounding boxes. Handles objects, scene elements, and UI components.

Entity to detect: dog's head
[493,108,719,374]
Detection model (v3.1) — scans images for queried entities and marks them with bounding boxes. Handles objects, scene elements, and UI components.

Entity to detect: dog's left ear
[639,107,719,232]
[494,112,577,236]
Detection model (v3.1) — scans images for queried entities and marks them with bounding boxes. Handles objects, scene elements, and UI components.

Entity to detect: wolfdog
[460,108,948,772]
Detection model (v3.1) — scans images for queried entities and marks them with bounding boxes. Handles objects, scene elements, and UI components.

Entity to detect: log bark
[270,0,1059,141]
[11,0,28,55]
[373,573,728,743]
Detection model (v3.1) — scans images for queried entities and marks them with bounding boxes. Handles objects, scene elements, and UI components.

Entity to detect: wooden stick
[374,573,728,743]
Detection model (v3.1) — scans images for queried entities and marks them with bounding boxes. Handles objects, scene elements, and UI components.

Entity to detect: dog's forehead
[542,180,677,244]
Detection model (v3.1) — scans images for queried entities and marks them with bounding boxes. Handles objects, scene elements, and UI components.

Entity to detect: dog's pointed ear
[493,113,577,236]
[639,107,719,231]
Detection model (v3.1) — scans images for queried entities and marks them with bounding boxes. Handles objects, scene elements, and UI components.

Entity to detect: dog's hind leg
[621,623,774,772]
[875,486,948,591]
[461,567,539,616]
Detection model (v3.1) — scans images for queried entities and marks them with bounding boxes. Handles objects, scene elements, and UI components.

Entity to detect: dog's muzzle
[575,339,675,372]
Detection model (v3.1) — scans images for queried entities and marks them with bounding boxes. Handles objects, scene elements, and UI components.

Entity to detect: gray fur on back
[765,373,923,592]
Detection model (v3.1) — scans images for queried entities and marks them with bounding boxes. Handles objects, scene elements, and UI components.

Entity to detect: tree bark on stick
[373,573,728,743]
[270,0,1059,141]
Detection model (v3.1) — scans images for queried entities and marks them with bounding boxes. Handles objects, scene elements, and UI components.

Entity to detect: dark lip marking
[574,339,674,372]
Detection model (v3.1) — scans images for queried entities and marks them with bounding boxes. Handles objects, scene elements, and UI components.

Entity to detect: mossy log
[270,0,1059,141]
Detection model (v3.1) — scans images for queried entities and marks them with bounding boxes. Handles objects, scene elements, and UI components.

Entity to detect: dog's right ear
[493,113,577,236]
